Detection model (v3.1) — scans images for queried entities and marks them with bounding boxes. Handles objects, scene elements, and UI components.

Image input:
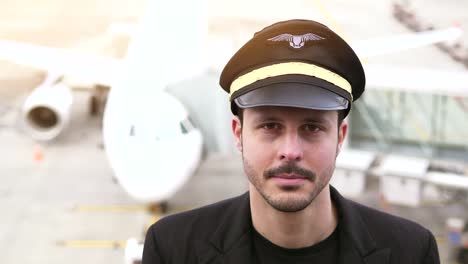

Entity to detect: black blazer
[142,186,439,263]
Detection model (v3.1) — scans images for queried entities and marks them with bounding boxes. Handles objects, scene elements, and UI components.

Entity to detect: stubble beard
[242,155,335,213]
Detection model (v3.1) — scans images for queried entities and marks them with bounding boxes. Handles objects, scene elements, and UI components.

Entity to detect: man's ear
[232,116,242,152]
[337,120,348,155]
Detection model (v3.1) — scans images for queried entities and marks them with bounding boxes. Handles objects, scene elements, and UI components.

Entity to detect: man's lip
[272,173,307,179]
[271,175,308,186]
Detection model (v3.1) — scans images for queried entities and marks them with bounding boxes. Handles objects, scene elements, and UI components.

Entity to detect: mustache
[264,163,316,180]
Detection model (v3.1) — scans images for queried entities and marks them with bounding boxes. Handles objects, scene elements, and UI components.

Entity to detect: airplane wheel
[89,95,99,116]
[147,202,169,214]
[160,201,169,214]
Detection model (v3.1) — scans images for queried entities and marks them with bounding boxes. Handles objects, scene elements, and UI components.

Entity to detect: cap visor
[234,83,349,110]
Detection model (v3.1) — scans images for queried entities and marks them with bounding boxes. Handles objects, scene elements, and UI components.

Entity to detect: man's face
[232,106,347,213]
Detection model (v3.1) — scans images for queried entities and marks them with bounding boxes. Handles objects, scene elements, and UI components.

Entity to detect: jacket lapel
[338,229,391,264]
[195,231,254,264]
[196,188,392,264]
[331,186,391,264]
[363,248,391,264]
[220,231,255,264]
[195,192,255,264]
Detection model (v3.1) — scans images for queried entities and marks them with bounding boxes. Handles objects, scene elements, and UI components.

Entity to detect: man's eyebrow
[302,117,331,124]
[252,116,282,123]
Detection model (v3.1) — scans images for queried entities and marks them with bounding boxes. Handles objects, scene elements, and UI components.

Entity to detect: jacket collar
[330,186,391,264]
[195,192,254,263]
[196,187,390,264]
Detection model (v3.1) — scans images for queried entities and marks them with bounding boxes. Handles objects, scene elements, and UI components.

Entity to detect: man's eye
[262,123,280,130]
[303,124,320,132]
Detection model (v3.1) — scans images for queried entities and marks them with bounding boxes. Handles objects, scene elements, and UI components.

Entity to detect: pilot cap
[219,19,365,117]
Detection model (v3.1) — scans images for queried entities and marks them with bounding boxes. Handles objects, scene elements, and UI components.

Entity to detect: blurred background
[0,0,467,263]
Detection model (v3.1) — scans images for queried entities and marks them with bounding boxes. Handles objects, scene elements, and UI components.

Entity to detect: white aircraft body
[102,0,206,203]
[0,0,466,206]
[0,0,207,204]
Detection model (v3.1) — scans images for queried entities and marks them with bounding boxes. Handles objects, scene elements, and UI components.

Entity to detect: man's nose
[278,133,304,162]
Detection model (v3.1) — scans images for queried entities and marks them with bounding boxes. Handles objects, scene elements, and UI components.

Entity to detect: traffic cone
[377,192,391,213]
[33,145,44,163]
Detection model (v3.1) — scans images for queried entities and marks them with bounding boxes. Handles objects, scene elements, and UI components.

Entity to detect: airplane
[0,0,467,207]
[0,0,207,205]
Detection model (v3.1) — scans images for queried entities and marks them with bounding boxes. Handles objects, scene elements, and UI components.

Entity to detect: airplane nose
[103,91,203,202]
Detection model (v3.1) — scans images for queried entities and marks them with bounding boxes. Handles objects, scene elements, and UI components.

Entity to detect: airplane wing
[107,23,137,38]
[365,64,468,97]
[0,0,208,90]
[0,22,461,91]
[0,39,122,87]
[351,27,463,59]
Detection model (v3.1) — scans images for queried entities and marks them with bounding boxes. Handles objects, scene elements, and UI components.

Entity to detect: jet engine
[21,82,73,141]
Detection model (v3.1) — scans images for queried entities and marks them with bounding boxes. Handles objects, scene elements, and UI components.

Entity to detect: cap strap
[229,62,352,100]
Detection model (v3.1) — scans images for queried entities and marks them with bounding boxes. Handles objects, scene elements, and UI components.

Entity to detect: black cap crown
[219,19,366,116]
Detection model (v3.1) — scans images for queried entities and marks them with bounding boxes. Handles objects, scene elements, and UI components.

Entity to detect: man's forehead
[244,106,338,121]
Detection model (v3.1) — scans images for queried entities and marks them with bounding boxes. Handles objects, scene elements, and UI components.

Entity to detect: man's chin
[277,184,302,191]
[264,192,313,213]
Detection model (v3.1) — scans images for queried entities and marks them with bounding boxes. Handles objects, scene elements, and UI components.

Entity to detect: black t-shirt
[252,225,339,264]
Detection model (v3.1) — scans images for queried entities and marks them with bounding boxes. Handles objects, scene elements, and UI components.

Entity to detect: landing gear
[147,201,169,215]
[145,201,170,235]
[88,85,109,116]
[89,95,99,116]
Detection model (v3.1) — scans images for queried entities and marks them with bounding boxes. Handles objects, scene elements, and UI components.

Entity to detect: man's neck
[250,185,338,249]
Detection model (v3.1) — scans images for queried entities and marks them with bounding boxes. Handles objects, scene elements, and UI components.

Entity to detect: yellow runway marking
[435,235,447,244]
[74,205,148,213]
[57,240,127,248]
[74,204,185,214]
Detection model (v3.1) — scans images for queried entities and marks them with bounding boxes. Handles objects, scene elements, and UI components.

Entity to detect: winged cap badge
[268,33,325,48]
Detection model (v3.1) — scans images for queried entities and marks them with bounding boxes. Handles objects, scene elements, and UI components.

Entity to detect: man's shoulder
[340,198,439,262]
[148,192,248,239]
[142,193,249,263]
[332,187,431,237]
[346,198,434,245]
[352,199,428,231]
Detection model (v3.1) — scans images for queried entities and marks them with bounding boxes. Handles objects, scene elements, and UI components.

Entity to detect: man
[142,19,440,263]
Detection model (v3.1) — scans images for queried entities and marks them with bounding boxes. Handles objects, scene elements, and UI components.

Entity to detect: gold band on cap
[229,62,352,99]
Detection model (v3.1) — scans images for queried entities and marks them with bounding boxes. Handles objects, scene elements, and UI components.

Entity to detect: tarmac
[1,0,468,263]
